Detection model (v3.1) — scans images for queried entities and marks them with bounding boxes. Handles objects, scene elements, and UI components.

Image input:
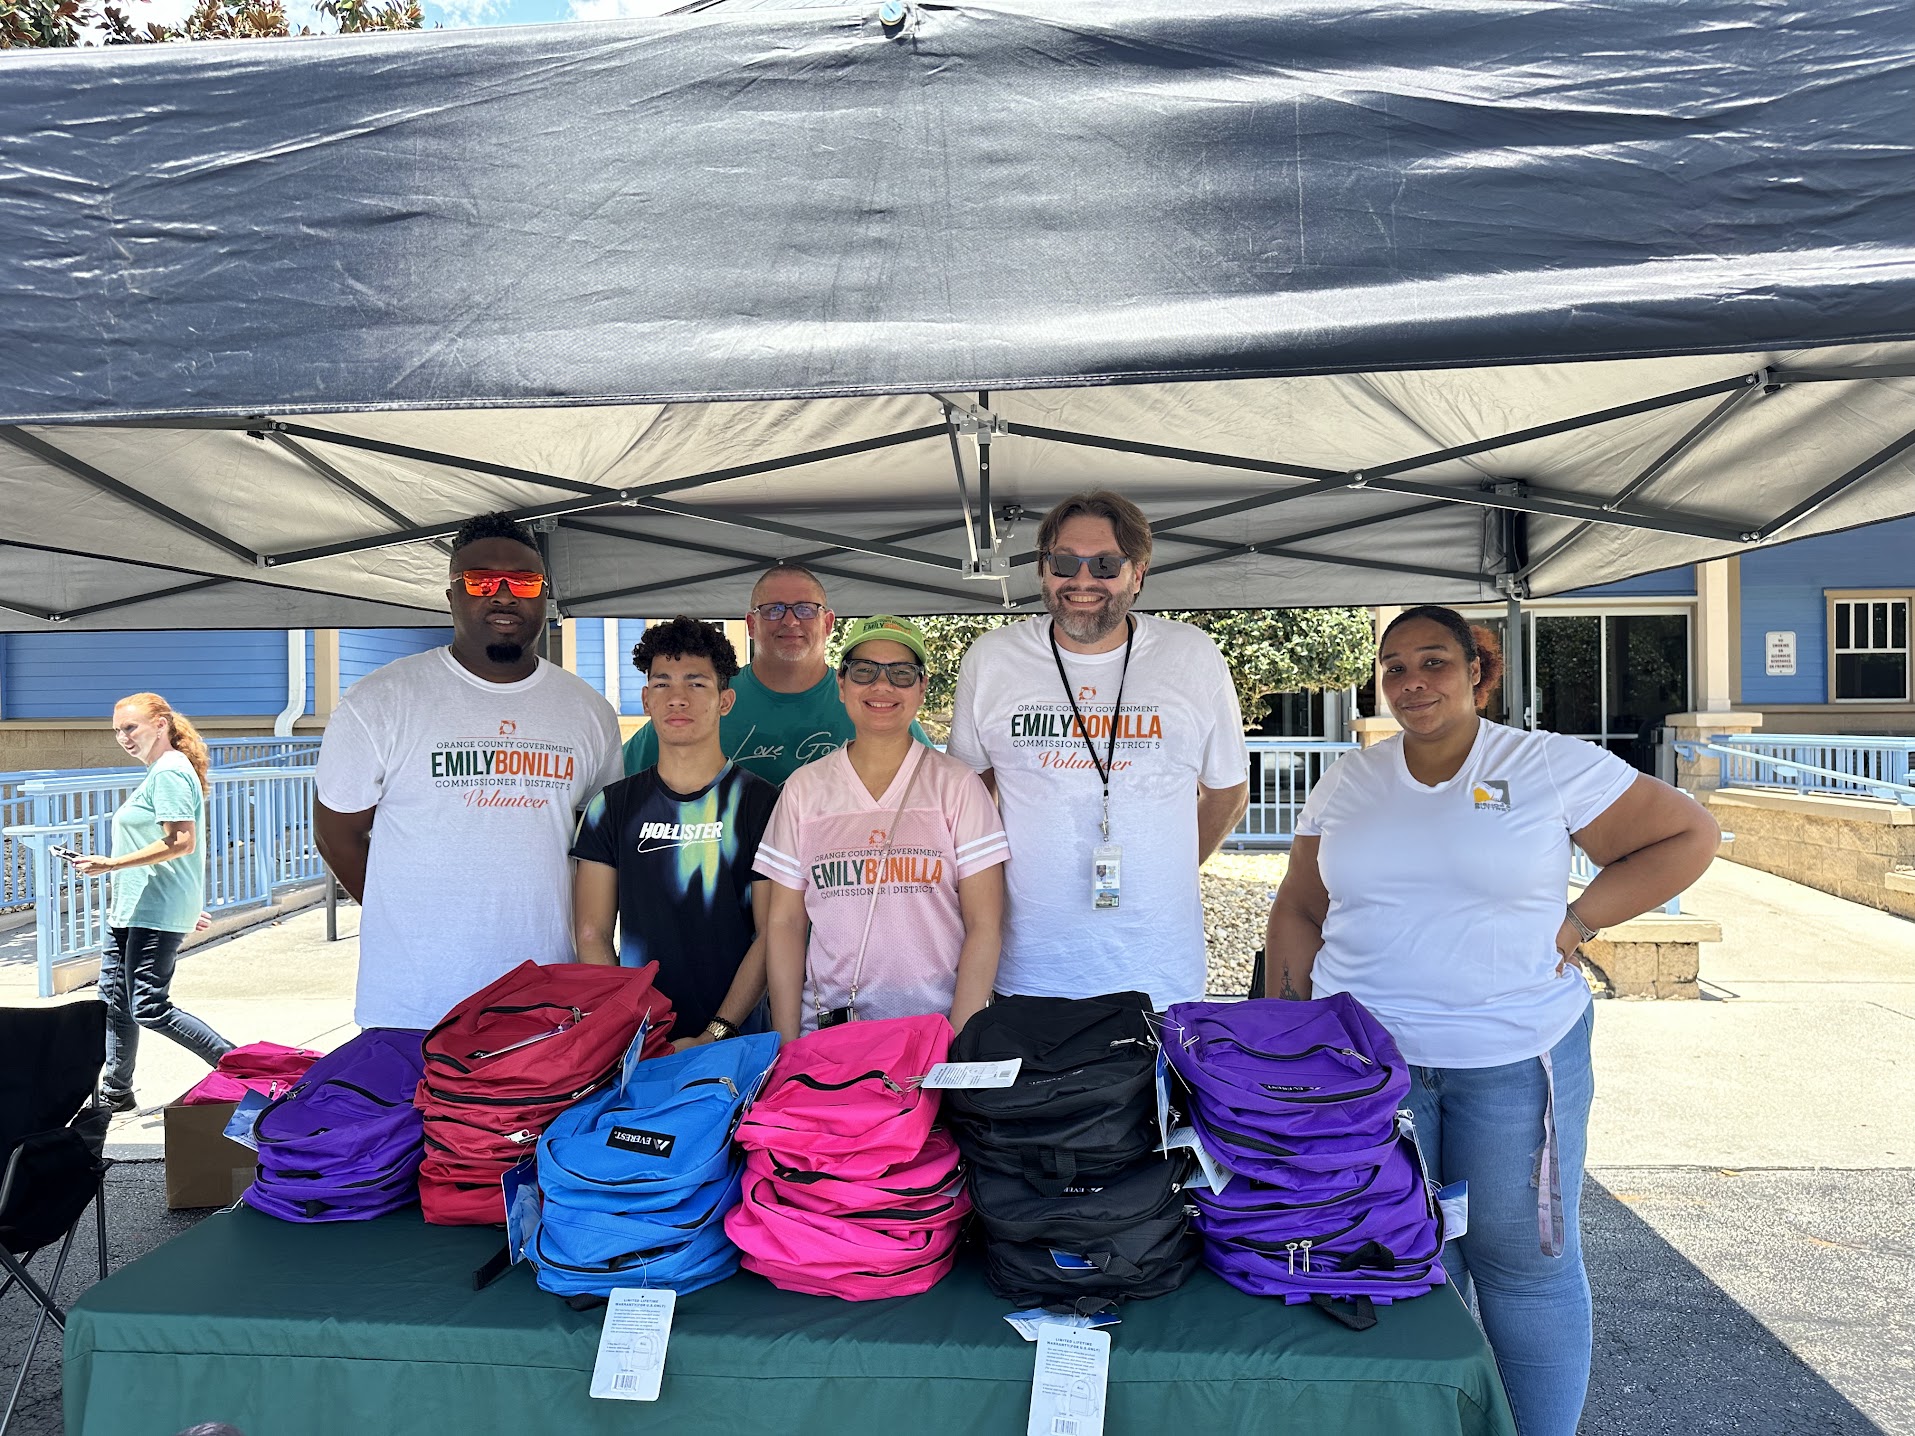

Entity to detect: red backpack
[415,960,673,1225]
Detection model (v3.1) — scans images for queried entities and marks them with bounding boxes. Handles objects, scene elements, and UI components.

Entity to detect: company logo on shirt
[1473,780,1512,812]
[810,846,945,895]
[428,736,579,809]
[867,827,888,846]
[499,719,517,738]
[1005,701,1164,769]
[730,725,841,770]
[1077,684,1097,700]
[635,819,726,853]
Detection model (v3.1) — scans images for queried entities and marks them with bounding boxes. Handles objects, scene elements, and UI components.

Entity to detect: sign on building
[1765,630,1797,677]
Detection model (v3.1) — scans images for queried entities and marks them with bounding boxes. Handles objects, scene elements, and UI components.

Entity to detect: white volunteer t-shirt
[315,649,622,1030]
[1296,718,1638,1068]
[947,613,1248,1008]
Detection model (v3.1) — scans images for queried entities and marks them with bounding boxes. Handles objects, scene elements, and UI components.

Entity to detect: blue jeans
[99,925,234,1100]
[1403,1003,1595,1436]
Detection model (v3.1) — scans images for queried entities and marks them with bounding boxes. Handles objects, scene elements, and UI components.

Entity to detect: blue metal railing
[1677,734,1915,806]
[3,764,326,996]
[1228,739,1358,849]
[205,737,322,769]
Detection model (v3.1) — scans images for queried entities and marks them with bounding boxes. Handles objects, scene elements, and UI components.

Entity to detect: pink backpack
[725,1165,969,1300]
[178,1041,324,1106]
[727,1014,968,1300]
[732,1014,952,1178]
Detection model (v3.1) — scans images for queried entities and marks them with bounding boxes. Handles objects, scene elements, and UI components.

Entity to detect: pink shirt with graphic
[755,744,1008,1032]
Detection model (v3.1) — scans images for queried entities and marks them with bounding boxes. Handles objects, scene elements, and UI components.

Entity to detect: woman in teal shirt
[74,693,233,1111]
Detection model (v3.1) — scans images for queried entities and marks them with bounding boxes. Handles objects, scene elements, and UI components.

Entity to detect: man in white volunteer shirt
[314,512,623,1030]
[947,490,1249,1008]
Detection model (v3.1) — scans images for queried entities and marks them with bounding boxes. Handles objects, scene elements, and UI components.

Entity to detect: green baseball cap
[840,613,930,669]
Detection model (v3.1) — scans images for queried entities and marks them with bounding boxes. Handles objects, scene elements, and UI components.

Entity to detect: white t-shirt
[755,744,1008,1033]
[947,613,1248,1008]
[1296,718,1638,1068]
[315,649,622,1030]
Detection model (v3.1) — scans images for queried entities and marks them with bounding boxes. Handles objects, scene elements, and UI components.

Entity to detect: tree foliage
[2,0,417,48]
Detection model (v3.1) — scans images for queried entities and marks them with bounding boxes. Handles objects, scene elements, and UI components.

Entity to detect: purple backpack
[1161,998,1443,1322]
[244,1029,428,1223]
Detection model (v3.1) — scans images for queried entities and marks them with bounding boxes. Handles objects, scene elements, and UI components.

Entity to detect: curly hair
[633,616,741,688]
[448,512,539,567]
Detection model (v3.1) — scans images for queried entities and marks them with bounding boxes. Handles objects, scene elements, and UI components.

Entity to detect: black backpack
[945,993,1159,1195]
[970,1156,1201,1308]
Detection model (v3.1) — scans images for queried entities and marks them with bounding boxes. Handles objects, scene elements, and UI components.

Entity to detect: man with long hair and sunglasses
[619,561,929,786]
[947,490,1249,1011]
[313,512,623,1031]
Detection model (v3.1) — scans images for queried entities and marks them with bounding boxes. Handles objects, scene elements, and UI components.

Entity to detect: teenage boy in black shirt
[572,617,778,1047]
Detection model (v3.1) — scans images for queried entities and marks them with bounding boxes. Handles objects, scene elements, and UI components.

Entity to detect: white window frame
[1826,591,1912,704]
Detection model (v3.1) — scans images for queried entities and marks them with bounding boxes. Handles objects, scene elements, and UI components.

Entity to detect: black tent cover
[2,0,1913,628]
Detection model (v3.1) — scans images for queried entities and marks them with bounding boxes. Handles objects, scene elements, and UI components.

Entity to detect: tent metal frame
[27,362,1913,616]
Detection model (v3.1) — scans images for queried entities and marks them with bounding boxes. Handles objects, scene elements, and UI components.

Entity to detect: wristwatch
[702,1017,738,1041]
[1565,904,1598,944]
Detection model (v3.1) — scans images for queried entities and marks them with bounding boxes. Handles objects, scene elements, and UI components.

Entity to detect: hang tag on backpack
[1163,1126,1230,1195]
[921,1058,1022,1090]
[1153,1053,1174,1150]
[1437,1180,1469,1241]
[590,1287,676,1401]
[503,1156,541,1263]
[621,1019,651,1090]
[1027,1324,1110,1436]
[221,1089,271,1152]
[1091,844,1122,910]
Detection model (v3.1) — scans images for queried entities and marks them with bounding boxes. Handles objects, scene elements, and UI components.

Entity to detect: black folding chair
[0,1000,112,1436]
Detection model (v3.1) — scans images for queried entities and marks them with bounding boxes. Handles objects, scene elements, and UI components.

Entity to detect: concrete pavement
[2,860,1911,1434]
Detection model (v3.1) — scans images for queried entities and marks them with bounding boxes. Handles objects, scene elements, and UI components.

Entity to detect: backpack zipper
[469,1007,587,1061]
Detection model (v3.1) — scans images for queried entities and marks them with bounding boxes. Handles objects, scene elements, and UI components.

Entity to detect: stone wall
[1707,788,1915,921]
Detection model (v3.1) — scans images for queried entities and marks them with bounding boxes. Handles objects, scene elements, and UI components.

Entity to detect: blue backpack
[533,1031,779,1297]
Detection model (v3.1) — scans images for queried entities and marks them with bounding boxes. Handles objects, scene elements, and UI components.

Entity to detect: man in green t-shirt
[620,562,928,786]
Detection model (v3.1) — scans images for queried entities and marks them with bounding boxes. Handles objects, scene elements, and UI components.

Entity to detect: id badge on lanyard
[1051,619,1134,913]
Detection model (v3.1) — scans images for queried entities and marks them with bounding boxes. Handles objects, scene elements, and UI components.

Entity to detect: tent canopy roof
[3,0,1913,627]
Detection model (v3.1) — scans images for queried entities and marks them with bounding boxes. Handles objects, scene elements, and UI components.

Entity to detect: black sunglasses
[1043,551,1128,580]
[840,659,925,688]
[752,601,825,621]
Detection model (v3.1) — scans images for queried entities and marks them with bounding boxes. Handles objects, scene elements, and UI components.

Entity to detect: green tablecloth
[66,1208,1516,1435]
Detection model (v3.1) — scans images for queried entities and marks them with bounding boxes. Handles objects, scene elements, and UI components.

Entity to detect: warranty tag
[589,1287,676,1401]
[221,1089,271,1152]
[1027,1324,1110,1436]
[1005,1309,1120,1342]
[1091,844,1122,910]
[1162,1126,1230,1195]
[921,1059,1023,1090]
[503,1156,541,1263]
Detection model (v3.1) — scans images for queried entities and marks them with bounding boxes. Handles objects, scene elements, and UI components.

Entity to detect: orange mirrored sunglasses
[459,569,546,599]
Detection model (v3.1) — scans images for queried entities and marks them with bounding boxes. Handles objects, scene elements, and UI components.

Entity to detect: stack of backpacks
[1163,992,1444,1325]
[415,960,674,1225]
[244,1028,429,1223]
[533,1032,781,1298]
[944,992,1199,1309]
[725,1014,969,1300]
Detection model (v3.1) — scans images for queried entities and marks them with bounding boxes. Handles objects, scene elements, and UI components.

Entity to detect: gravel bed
[1202,850,1287,997]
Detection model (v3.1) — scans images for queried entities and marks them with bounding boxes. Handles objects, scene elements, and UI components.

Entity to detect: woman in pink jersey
[757,615,1008,1038]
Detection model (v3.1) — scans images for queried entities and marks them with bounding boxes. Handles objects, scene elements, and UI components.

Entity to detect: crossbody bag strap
[830,746,928,1024]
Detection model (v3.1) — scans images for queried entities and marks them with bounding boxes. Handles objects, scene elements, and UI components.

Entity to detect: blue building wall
[618,619,647,717]
[339,628,453,690]
[1564,564,1697,599]
[0,630,294,719]
[573,622,605,696]
[1738,515,1915,705]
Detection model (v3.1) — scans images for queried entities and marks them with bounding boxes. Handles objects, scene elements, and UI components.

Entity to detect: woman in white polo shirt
[1263,605,1718,1436]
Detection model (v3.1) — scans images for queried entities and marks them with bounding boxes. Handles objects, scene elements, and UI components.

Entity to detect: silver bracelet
[1565,904,1598,943]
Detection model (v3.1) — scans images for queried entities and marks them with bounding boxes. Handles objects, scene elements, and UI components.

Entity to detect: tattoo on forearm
[1280,973,1301,1000]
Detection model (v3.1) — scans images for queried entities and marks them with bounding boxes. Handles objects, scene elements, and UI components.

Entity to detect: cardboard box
[163,1100,259,1210]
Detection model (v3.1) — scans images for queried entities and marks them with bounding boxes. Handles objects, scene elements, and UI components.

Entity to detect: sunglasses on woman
[1043,551,1128,580]
[459,570,547,599]
[840,659,925,688]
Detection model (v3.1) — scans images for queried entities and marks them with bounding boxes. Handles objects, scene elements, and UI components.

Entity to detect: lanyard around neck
[1049,615,1135,841]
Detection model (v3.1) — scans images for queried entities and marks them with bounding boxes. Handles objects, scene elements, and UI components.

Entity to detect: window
[1831,597,1910,702]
